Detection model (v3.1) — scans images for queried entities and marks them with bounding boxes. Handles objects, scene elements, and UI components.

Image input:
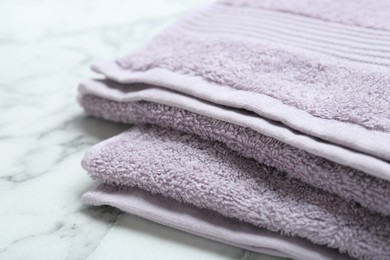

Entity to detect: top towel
[84,0,390,181]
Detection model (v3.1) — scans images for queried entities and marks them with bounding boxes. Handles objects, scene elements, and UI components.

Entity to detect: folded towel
[83,184,350,260]
[79,80,390,217]
[90,0,390,167]
[82,125,390,260]
[78,0,390,200]
[78,0,390,259]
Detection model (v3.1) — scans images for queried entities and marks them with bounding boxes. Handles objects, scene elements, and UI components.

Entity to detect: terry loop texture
[83,184,351,260]
[82,125,390,260]
[89,0,390,164]
[81,93,390,217]
[79,78,390,180]
[79,1,390,259]
[117,30,390,133]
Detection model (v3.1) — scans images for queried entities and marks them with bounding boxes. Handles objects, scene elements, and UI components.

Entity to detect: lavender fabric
[82,125,390,260]
[83,184,351,260]
[78,1,390,259]
[90,0,390,166]
[80,87,390,217]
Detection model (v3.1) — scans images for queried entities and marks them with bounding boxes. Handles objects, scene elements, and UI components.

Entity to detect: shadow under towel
[82,125,390,260]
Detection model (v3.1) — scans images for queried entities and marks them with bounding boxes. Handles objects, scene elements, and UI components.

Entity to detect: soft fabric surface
[79,78,390,181]
[116,31,390,131]
[78,1,390,259]
[82,125,390,260]
[80,87,390,217]
[83,184,351,260]
[90,0,390,165]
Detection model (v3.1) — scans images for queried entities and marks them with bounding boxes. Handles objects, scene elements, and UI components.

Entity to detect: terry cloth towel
[81,125,390,260]
[83,0,390,175]
[78,0,390,259]
[79,80,390,217]
[77,0,390,214]
[83,184,351,260]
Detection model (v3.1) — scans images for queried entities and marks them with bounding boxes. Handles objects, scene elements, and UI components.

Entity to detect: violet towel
[86,0,390,171]
[77,0,390,216]
[79,80,390,217]
[83,184,351,260]
[78,0,390,259]
[81,125,390,260]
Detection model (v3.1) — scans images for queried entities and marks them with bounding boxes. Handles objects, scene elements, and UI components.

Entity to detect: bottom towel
[83,184,349,260]
[81,125,390,259]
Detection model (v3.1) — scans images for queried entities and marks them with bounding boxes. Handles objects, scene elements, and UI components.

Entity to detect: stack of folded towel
[77,0,390,259]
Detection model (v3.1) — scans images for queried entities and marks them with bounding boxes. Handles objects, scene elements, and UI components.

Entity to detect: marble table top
[0,0,284,259]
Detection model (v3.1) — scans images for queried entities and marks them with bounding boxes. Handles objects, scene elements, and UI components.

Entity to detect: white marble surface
[0,0,283,259]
